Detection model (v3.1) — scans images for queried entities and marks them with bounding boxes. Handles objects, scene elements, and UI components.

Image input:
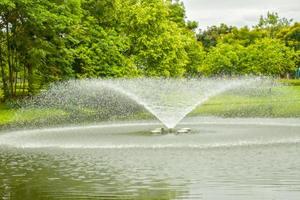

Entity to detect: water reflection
[0,148,186,200]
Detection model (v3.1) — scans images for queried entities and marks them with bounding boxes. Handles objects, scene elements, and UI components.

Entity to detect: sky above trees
[182,0,300,29]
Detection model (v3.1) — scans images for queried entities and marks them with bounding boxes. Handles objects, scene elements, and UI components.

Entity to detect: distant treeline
[0,0,299,100]
[196,13,299,77]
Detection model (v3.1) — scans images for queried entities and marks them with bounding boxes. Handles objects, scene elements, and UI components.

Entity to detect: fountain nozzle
[150,128,191,134]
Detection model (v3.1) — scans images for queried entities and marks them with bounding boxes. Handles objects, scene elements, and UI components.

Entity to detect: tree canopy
[0,1,299,101]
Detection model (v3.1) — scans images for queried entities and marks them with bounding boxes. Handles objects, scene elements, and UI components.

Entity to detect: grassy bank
[0,104,16,126]
[0,84,300,128]
[190,85,300,117]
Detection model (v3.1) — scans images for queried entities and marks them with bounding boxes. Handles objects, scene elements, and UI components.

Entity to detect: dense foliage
[0,1,299,100]
[197,12,299,77]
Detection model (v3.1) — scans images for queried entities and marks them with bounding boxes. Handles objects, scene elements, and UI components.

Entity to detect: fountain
[13,77,271,131]
[101,77,268,129]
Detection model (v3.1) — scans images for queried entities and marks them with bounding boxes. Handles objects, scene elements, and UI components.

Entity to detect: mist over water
[14,77,274,129]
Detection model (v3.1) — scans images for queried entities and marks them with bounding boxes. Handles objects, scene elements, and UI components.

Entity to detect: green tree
[119,0,203,77]
[70,0,136,78]
[199,38,297,76]
[277,22,300,51]
[256,12,292,38]
[0,0,81,99]
[240,38,297,76]
[221,26,266,46]
[70,0,202,78]
[197,23,235,49]
[199,43,244,76]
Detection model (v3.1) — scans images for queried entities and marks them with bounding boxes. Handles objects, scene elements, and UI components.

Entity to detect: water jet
[14,77,273,129]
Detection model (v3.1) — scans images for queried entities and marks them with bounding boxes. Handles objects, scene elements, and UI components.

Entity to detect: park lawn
[0,104,16,126]
[190,85,300,117]
[0,103,68,127]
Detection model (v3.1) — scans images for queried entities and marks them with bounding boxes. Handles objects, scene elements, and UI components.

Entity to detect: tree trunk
[22,65,26,96]
[14,51,19,97]
[0,44,10,100]
[6,23,13,98]
[11,49,16,97]
[27,64,34,95]
[14,71,18,96]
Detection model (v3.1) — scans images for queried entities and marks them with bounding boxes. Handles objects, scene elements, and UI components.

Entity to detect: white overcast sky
[181,0,300,29]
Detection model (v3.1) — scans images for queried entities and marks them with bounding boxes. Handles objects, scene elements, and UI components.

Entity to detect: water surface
[1,118,300,200]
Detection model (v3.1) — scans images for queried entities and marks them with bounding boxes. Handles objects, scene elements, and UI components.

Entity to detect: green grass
[190,85,300,117]
[0,106,68,126]
[0,104,16,126]
[279,79,300,86]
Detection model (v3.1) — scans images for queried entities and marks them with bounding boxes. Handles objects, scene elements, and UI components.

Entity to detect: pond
[1,117,300,200]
